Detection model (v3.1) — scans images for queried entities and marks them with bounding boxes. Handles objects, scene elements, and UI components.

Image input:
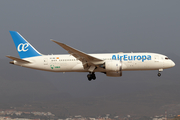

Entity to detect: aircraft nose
[171,60,175,67]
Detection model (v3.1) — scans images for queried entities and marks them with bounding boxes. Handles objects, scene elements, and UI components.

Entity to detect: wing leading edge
[51,40,104,71]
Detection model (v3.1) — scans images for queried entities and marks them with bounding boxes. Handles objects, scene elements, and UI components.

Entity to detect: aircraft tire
[92,73,96,80]
[158,73,161,77]
[87,74,92,81]
[92,75,96,80]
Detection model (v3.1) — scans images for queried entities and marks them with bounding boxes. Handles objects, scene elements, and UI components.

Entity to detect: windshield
[165,57,170,60]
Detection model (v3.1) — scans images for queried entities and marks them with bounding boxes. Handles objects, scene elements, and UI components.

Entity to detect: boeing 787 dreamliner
[7,31,175,81]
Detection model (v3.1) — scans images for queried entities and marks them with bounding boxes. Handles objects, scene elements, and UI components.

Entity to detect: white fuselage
[8,31,175,79]
[13,52,175,72]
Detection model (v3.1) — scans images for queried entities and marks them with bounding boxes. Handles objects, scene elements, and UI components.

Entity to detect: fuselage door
[154,55,159,62]
[154,55,163,69]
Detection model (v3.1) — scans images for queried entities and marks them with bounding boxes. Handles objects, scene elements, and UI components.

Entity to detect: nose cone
[164,60,175,69]
[171,60,175,67]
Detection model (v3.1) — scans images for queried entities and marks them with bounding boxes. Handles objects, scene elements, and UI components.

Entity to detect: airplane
[7,31,175,81]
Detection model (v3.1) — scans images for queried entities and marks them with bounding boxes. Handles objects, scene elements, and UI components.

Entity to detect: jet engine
[104,60,122,77]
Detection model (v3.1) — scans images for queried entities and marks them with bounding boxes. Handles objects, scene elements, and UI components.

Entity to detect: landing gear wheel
[87,74,92,81]
[158,73,161,77]
[92,73,96,80]
[92,76,96,80]
[87,73,96,81]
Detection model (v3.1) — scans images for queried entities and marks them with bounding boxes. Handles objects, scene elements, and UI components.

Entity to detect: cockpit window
[165,57,170,60]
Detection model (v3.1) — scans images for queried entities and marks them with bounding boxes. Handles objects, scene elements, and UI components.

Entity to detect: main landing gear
[157,69,163,77]
[87,72,96,81]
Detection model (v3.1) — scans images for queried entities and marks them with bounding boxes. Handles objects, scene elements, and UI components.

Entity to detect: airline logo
[17,43,29,52]
[112,54,151,62]
[50,65,60,69]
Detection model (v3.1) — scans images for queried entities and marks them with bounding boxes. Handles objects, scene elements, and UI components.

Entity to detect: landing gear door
[44,58,48,65]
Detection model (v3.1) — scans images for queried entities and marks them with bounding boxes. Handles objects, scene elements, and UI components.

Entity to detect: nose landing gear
[87,72,96,81]
[157,69,163,77]
[157,73,161,77]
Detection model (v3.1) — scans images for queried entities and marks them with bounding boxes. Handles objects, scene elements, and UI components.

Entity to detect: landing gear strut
[87,72,96,81]
[157,69,163,77]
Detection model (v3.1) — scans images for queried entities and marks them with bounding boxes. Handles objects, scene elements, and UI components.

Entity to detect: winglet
[51,39,63,45]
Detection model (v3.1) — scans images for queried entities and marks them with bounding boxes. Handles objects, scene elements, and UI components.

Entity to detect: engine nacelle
[105,60,122,77]
[106,71,122,77]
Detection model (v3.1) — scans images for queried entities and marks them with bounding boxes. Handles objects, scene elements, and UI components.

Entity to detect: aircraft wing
[51,40,103,71]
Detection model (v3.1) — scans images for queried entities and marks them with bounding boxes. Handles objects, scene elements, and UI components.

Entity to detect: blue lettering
[112,55,151,62]
[128,56,133,61]
[142,55,146,62]
[124,55,127,61]
[120,56,123,61]
[147,55,151,60]
[112,55,116,60]
[137,55,141,60]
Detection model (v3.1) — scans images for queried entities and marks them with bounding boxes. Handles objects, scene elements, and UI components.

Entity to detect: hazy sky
[1,0,180,58]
